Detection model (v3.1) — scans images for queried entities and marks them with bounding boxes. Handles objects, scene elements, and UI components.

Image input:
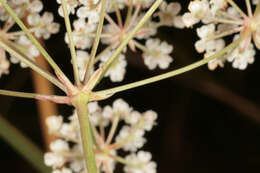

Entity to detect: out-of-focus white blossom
[46,116,63,133]
[50,139,70,153]
[154,1,184,28]
[124,151,157,173]
[57,0,79,16]
[44,152,66,168]
[10,35,39,68]
[65,19,96,49]
[227,35,255,70]
[183,0,259,70]
[52,168,72,173]
[45,99,158,173]
[27,12,60,39]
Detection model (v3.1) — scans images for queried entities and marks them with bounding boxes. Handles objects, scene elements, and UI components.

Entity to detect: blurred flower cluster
[0,0,60,74]
[63,0,184,82]
[45,99,157,173]
[183,0,260,70]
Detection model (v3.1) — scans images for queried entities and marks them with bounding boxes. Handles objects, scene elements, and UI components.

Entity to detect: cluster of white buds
[65,0,183,82]
[0,0,60,73]
[45,99,157,173]
[182,0,260,70]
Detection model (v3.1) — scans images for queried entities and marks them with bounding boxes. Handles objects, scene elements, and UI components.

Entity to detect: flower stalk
[72,93,98,173]
[95,32,248,97]
[61,0,80,85]
[254,0,260,16]
[84,0,107,83]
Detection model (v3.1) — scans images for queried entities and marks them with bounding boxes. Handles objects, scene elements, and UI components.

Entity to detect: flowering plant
[0,0,259,173]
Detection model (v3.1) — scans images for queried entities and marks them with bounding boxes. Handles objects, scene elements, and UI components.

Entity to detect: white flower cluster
[65,0,182,82]
[45,98,157,173]
[182,0,260,70]
[0,0,60,73]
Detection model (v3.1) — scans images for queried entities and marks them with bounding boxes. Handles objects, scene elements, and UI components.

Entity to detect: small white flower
[50,139,69,153]
[52,168,72,173]
[27,12,60,39]
[182,12,200,27]
[125,111,141,125]
[143,38,173,70]
[116,126,146,152]
[0,49,10,77]
[113,99,131,115]
[46,116,63,133]
[69,159,85,172]
[154,2,184,28]
[57,0,78,16]
[76,50,89,81]
[10,35,39,68]
[60,123,78,139]
[44,152,66,168]
[27,0,43,13]
[124,151,157,173]
[100,51,127,82]
[227,37,255,70]
[142,110,157,131]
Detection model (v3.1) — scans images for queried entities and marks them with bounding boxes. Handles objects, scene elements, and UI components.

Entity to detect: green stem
[107,153,140,168]
[254,0,260,16]
[0,39,66,91]
[84,0,107,83]
[105,113,120,144]
[0,0,69,80]
[96,33,247,97]
[0,115,50,173]
[245,0,253,17]
[61,0,80,85]
[10,27,40,36]
[128,1,141,27]
[124,0,133,27]
[133,40,152,53]
[114,2,123,28]
[0,89,62,99]
[101,0,163,79]
[94,43,115,64]
[72,94,98,173]
[227,0,248,18]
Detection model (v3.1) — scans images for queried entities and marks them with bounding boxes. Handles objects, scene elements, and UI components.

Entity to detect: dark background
[0,0,260,172]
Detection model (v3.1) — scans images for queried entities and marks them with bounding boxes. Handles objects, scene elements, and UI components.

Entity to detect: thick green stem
[72,94,98,173]
[61,0,80,85]
[0,115,50,173]
[96,33,247,97]
[84,0,107,83]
